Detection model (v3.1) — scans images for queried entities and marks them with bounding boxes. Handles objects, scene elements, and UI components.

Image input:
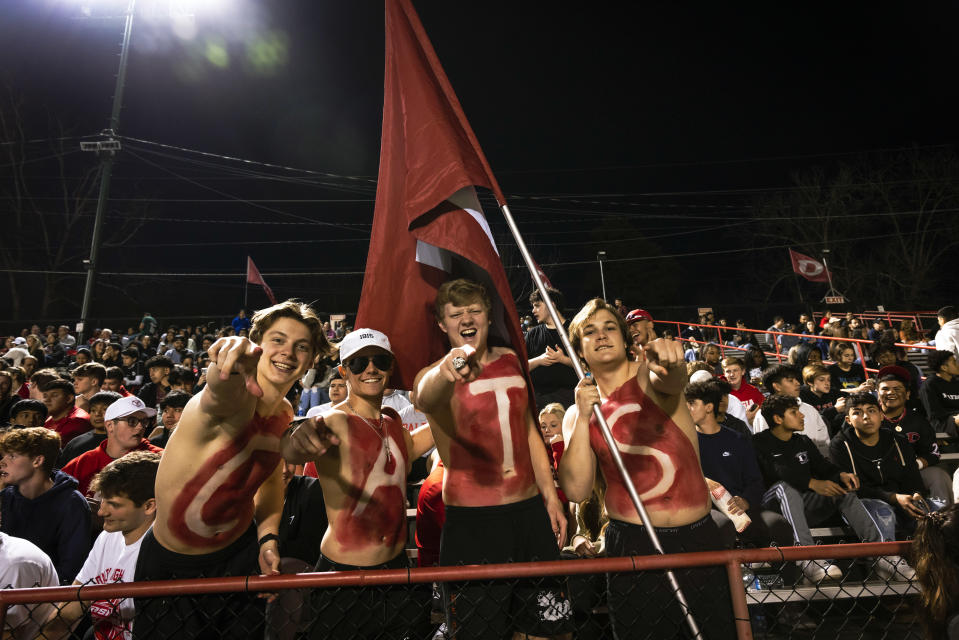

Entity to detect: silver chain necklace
[347,402,392,463]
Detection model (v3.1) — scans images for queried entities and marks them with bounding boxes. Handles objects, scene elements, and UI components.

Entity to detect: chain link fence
[2,541,921,640]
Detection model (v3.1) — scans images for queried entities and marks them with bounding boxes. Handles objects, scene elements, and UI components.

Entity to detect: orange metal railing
[0,541,914,640]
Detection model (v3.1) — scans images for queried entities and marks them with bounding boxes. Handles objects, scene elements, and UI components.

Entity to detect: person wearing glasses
[283,328,434,638]
[61,395,163,497]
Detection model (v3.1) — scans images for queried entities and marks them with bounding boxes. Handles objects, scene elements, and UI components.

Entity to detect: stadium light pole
[597,250,607,301]
[78,0,136,344]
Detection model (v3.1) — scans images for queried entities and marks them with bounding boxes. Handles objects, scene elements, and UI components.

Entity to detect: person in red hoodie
[42,379,91,446]
[62,395,163,497]
[722,356,764,426]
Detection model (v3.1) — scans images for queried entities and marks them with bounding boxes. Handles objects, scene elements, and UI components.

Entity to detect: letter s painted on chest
[606,403,675,502]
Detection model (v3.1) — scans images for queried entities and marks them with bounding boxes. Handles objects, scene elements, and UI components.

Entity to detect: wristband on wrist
[258,533,280,547]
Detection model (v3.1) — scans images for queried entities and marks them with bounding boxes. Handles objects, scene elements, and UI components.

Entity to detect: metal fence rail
[1,541,920,640]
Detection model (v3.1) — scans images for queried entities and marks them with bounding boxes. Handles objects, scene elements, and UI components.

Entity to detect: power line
[124,147,372,235]
[495,143,956,174]
[120,135,377,185]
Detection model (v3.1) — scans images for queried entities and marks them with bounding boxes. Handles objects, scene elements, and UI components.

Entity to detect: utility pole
[78,0,136,343]
[597,250,607,301]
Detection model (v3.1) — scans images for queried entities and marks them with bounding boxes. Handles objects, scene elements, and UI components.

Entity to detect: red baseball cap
[877,365,911,385]
[625,309,653,325]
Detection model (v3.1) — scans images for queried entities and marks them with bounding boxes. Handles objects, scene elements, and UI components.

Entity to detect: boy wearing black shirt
[876,367,951,503]
[829,393,932,576]
[686,380,790,550]
[524,287,577,409]
[753,395,883,583]
[919,350,959,438]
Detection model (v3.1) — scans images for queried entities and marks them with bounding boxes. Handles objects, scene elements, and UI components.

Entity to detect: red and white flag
[354,0,528,392]
[788,249,830,282]
[246,256,277,305]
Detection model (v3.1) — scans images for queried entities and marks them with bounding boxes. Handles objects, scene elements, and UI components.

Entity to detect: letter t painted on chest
[466,375,525,473]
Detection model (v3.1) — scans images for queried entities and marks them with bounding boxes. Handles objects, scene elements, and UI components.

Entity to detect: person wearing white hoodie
[934,306,959,359]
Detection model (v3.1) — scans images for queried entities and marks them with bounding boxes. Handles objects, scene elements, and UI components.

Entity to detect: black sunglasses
[346,354,394,375]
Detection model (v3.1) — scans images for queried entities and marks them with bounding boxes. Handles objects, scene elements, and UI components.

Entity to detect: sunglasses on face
[345,354,393,375]
[119,416,145,427]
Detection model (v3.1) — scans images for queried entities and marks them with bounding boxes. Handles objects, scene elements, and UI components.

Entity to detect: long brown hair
[911,504,959,638]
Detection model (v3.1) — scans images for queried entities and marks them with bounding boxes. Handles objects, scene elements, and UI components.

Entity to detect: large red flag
[246,256,277,305]
[788,249,831,282]
[354,0,528,392]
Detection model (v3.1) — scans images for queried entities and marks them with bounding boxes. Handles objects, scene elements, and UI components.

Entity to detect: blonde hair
[538,402,566,422]
[434,279,492,321]
[802,364,829,384]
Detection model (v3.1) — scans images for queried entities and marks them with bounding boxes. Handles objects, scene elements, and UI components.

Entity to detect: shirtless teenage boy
[282,328,434,639]
[133,301,330,640]
[414,279,572,640]
[559,298,733,640]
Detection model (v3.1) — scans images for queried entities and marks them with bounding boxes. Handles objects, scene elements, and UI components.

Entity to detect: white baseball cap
[338,328,392,362]
[104,395,157,421]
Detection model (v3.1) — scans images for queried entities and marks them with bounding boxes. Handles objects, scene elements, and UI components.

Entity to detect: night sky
[2,1,958,331]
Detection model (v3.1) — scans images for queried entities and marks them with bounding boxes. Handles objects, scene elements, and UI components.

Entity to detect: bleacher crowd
[2,296,959,639]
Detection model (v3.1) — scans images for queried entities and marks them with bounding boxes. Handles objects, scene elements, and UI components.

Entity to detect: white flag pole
[497,202,703,640]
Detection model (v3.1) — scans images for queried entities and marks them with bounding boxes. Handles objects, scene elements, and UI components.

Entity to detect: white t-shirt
[0,532,59,640]
[382,390,413,413]
[725,394,748,422]
[305,402,332,419]
[3,347,30,367]
[398,404,433,458]
[752,400,832,457]
[75,528,148,640]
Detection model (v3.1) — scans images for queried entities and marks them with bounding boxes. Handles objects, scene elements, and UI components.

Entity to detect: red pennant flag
[532,259,554,291]
[789,249,830,282]
[354,0,528,392]
[246,256,277,305]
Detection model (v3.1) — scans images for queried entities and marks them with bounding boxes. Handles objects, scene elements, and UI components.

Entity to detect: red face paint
[589,377,708,520]
[167,412,287,548]
[446,353,536,506]
[331,409,408,553]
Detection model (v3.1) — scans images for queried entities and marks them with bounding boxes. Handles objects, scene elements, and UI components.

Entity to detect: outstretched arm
[643,338,687,396]
[415,345,480,414]
[281,414,341,464]
[201,337,264,418]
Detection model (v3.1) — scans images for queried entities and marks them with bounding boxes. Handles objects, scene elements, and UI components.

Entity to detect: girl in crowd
[90,339,107,363]
[744,344,769,387]
[539,402,566,472]
[912,504,959,639]
[827,342,873,393]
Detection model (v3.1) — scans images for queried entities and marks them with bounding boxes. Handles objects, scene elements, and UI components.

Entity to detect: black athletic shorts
[308,552,429,640]
[439,495,574,639]
[132,525,264,640]
[605,515,735,640]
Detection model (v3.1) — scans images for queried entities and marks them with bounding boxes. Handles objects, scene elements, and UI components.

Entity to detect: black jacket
[919,375,959,437]
[828,427,924,504]
[881,409,940,466]
[753,431,841,491]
